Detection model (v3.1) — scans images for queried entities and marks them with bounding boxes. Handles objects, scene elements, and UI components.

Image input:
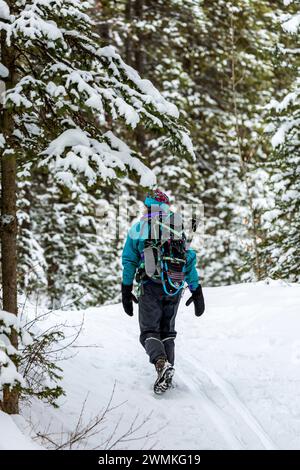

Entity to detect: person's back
[121,190,205,394]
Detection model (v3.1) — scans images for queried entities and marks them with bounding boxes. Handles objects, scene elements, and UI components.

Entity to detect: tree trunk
[229,14,262,280]
[133,0,147,186]
[0,21,19,414]
[134,0,145,75]
[125,0,132,65]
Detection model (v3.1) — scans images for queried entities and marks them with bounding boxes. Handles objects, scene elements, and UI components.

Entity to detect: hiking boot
[154,357,174,394]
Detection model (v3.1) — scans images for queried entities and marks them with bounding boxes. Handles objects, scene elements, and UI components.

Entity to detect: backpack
[137,208,187,296]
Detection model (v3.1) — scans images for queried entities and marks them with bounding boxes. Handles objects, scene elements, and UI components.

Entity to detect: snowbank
[0,412,41,450]
[1,281,300,450]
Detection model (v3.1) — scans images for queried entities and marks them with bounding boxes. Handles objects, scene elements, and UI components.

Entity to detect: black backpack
[137,209,187,296]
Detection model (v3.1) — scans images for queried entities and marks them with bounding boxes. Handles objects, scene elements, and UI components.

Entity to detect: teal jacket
[122,219,199,291]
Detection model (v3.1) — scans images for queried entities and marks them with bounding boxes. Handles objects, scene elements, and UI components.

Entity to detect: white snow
[0,412,41,450]
[268,92,298,113]
[114,97,140,128]
[7,8,63,46]
[42,129,91,158]
[0,0,9,20]
[0,134,5,148]
[0,62,9,78]
[0,359,25,389]
[1,282,298,450]
[0,310,27,389]
[271,119,300,147]
[180,130,196,160]
[0,309,19,329]
[41,128,156,188]
[98,46,180,119]
[281,13,300,34]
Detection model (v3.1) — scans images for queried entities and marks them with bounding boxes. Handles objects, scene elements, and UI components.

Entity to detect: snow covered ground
[1,281,300,450]
[0,411,41,450]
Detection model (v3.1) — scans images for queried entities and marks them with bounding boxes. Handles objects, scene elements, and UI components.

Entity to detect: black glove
[121,284,138,316]
[186,285,205,317]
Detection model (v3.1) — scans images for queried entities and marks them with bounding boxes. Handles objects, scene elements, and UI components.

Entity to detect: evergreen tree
[197,0,287,284]
[263,0,300,281]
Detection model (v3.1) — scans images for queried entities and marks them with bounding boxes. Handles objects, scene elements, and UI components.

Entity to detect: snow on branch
[0,310,28,390]
[0,308,66,406]
[0,0,9,21]
[281,12,300,34]
[41,128,156,187]
[267,3,300,149]
[98,45,180,119]
[271,117,300,147]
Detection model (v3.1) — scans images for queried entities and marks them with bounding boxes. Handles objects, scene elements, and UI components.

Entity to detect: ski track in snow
[178,355,277,450]
[176,365,244,450]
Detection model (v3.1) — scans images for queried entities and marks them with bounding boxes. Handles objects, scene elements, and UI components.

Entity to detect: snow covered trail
[176,356,276,450]
[15,282,300,449]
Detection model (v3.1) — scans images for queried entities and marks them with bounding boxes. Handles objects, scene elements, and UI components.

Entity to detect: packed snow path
[18,282,300,450]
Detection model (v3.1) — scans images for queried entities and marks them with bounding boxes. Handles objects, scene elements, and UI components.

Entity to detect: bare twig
[33,383,160,450]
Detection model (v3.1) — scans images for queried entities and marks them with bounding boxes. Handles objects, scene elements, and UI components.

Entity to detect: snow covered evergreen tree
[197,0,287,285]
[263,0,300,281]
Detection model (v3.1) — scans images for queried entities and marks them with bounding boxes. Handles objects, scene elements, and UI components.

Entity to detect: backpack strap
[148,206,152,239]
[159,210,162,241]
[170,212,174,241]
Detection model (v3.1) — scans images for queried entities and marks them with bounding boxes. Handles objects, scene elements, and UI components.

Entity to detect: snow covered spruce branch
[266,0,299,149]
[0,306,75,409]
[0,310,27,402]
[0,0,195,189]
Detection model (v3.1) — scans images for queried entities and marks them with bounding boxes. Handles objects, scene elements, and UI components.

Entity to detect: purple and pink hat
[144,190,170,208]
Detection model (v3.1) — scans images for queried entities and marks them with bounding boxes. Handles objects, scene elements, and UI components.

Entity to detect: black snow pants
[138,281,182,365]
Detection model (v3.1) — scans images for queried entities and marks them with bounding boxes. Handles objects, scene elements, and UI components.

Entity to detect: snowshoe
[154,358,175,394]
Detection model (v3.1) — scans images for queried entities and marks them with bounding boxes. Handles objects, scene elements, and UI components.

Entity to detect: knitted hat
[144,189,170,208]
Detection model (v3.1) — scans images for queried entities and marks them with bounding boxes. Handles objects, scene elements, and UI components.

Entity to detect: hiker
[121,190,205,394]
